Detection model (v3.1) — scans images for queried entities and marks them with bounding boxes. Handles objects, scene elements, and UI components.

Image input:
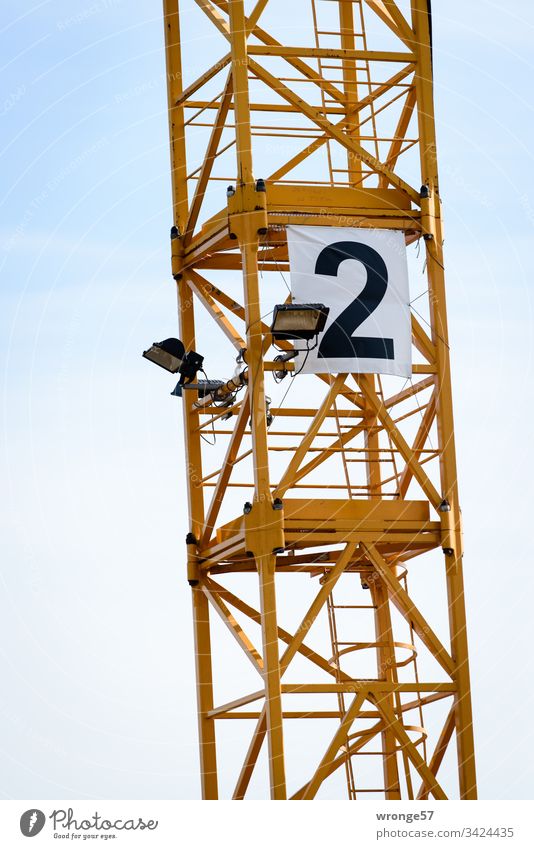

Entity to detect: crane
[150,0,477,800]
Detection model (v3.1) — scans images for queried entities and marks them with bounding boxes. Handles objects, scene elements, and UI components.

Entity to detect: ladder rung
[317,30,365,37]
[350,751,397,756]
[352,788,390,793]
[332,604,377,609]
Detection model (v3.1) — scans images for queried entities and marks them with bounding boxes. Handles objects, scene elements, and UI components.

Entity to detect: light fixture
[270,303,329,341]
[142,337,203,383]
[143,338,184,373]
[248,395,273,428]
[172,379,224,399]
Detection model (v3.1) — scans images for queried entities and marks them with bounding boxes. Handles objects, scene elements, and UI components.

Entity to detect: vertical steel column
[191,587,218,799]
[369,577,402,799]
[410,0,477,799]
[338,0,362,184]
[163,0,188,245]
[163,0,218,798]
[359,373,382,497]
[362,370,402,797]
[227,0,287,799]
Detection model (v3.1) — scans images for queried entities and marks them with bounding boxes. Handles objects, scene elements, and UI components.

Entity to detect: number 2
[316,241,394,360]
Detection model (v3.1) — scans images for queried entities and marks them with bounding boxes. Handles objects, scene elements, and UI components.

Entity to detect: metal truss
[161,0,477,799]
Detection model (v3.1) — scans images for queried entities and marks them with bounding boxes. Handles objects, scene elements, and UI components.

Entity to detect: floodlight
[143,338,203,383]
[270,303,329,341]
[142,338,185,373]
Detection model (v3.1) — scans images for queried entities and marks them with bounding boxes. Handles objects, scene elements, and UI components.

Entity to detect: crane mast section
[161,0,477,800]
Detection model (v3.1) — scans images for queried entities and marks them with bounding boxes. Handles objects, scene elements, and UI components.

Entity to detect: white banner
[287,225,412,378]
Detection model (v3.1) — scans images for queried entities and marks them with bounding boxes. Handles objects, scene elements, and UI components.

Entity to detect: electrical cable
[198,369,217,445]
[291,340,313,377]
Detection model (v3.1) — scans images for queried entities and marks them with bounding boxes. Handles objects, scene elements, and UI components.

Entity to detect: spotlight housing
[142,337,203,383]
[142,338,185,373]
[270,303,329,341]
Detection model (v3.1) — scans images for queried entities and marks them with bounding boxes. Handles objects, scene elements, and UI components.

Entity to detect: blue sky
[1,0,534,800]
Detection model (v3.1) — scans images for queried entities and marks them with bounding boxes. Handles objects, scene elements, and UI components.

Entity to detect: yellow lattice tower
[159,0,477,799]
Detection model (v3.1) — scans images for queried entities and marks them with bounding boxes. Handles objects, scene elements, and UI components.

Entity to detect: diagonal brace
[417,704,456,799]
[203,584,263,673]
[249,58,420,204]
[301,690,369,799]
[372,692,448,799]
[356,376,442,508]
[362,544,454,677]
[274,374,347,498]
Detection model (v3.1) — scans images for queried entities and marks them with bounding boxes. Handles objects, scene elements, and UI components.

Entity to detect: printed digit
[316,241,394,360]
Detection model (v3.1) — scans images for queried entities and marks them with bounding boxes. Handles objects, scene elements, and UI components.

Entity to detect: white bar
[2,800,532,847]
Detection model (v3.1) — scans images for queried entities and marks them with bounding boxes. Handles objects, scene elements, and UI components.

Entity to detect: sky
[1,0,534,800]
